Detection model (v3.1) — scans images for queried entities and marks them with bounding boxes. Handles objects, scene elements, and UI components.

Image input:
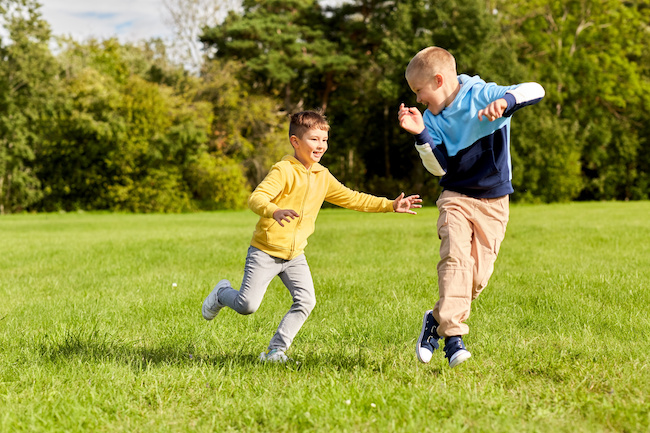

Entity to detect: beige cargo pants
[434,190,509,337]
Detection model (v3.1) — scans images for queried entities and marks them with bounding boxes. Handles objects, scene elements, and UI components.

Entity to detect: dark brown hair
[289,110,330,139]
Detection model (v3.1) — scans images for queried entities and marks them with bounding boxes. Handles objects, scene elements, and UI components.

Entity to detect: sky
[40,0,173,43]
[38,0,347,44]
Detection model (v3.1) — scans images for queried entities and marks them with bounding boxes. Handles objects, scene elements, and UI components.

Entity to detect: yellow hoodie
[248,155,395,260]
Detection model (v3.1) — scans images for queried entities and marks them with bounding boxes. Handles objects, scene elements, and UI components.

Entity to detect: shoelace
[424,319,439,342]
[444,338,465,358]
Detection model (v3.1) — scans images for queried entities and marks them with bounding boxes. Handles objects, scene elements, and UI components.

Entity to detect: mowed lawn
[1,202,649,432]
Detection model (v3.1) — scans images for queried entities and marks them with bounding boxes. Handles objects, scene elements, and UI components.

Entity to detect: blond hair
[289,110,330,139]
[405,47,457,82]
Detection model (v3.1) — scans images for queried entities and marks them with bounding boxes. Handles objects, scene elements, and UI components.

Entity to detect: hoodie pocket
[259,218,292,250]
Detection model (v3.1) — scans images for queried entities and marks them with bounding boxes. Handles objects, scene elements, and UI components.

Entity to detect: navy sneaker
[416,310,442,363]
[443,336,471,368]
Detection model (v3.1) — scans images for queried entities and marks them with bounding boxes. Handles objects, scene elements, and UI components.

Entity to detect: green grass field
[1,202,649,432]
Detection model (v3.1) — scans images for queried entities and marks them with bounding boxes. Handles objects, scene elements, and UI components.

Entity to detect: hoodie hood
[282,154,327,173]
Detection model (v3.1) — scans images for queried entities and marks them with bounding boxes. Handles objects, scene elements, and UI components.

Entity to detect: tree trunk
[383,105,391,178]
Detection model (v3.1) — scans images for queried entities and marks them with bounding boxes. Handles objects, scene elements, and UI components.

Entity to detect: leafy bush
[185,152,250,210]
[108,167,191,213]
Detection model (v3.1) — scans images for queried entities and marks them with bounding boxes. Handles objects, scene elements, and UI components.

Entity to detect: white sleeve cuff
[415,143,446,176]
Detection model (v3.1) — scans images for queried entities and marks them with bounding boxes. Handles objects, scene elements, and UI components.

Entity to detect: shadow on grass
[35,327,432,374]
[37,327,260,370]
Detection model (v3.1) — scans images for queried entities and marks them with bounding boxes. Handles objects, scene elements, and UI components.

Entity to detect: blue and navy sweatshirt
[414,74,545,198]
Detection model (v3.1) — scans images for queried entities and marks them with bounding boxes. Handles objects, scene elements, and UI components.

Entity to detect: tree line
[1,0,649,214]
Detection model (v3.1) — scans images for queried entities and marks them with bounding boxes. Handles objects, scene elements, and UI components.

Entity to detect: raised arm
[398,103,425,135]
[478,82,545,121]
[398,103,447,176]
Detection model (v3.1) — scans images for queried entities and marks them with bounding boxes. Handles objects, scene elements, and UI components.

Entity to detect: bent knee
[298,298,316,314]
[235,300,260,315]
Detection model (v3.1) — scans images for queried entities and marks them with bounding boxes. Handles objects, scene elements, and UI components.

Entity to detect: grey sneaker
[416,310,441,363]
[259,349,289,363]
[202,279,230,320]
[444,336,472,368]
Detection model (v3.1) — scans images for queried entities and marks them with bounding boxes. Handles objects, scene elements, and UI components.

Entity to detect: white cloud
[40,0,172,42]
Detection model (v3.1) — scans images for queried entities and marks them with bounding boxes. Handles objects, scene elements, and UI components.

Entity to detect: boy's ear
[290,135,299,149]
[434,73,444,88]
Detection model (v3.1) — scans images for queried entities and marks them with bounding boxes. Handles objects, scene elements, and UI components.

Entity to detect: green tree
[201,0,354,112]
[185,151,249,210]
[36,39,215,212]
[0,0,55,213]
[500,0,650,200]
[198,59,288,189]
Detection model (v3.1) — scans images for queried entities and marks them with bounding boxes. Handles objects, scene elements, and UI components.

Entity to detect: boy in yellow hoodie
[202,110,422,362]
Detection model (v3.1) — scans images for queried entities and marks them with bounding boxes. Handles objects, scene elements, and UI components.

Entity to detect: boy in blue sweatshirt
[398,46,544,368]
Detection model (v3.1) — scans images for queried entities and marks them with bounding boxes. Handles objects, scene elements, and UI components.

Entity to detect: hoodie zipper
[291,167,310,258]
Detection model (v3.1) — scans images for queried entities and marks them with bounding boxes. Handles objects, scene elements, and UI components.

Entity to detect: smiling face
[407,71,447,116]
[405,47,460,116]
[291,127,329,169]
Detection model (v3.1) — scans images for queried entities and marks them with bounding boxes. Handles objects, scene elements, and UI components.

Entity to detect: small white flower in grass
[345,399,351,405]
[172,283,177,288]
[371,403,376,408]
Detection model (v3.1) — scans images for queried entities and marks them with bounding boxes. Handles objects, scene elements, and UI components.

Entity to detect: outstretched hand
[398,103,425,135]
[393,192,423,214]
[478,98,508,122]
[273,208,299,227]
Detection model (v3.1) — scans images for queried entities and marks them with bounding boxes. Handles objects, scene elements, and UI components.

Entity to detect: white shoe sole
[202,279,230,320]
[259,351,288,363]
[448,349,471,368]
[416,309,435,363]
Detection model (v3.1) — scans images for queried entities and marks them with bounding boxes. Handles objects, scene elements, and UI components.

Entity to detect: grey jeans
[218,246,316,352]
